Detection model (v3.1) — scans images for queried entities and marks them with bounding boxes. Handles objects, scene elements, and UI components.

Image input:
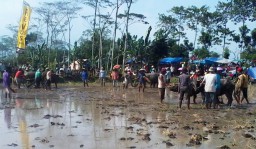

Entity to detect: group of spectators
[2,67,55,99]
[177,66,250,109]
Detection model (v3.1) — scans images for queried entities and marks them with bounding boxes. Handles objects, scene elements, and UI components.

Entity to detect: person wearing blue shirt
[138,68,146,92]
[81,69,89,87]
[215,69,221,108]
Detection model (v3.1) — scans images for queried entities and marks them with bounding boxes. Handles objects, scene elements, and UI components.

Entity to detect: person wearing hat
[111,68,119,87]
[200,67,217,109]
[138,68,146,92]
[178,67,191,109]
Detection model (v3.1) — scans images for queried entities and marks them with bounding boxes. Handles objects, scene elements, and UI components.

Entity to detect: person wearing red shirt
[15,68,24,89]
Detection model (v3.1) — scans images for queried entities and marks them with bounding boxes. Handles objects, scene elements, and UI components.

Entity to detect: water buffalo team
[1,63,251,110]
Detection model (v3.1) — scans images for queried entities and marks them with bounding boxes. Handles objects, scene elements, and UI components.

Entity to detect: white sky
[0,0,253,59]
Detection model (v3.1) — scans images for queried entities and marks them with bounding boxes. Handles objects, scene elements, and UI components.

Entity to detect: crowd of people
[1,63,252,110]
[107,63,251,110]
[1,67,57,99]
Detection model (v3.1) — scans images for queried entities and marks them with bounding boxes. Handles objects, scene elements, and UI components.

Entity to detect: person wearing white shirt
[201,67,217,109]
[99,67,106,86]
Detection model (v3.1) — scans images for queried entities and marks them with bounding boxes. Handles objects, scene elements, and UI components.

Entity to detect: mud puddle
[0,84,256,149]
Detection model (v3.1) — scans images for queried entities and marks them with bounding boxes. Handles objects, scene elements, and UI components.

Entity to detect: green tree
[192,48,210,59]
[223,47,230,59]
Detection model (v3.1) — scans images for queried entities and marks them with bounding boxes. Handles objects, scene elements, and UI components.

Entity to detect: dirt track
[1,83,256,149]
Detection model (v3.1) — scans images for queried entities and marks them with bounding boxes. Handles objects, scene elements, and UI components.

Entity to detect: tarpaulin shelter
[159,57,183,65]
[247,67,256,80]
[204,57,232,64]
[192,60,205,65]
[204,57,220,64]
[216,58,232,64]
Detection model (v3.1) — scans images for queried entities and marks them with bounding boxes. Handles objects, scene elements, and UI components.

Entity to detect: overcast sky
[0,0,220,37]
[0,0,248,59]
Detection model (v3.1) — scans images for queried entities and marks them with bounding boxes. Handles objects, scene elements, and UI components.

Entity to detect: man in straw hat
[200,67,217,109]
[138,68,147,92]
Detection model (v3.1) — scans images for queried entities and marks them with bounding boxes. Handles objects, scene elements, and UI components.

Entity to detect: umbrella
[113,64,121,69]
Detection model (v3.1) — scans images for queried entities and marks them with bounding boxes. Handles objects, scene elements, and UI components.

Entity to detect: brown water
[1,84,256,149]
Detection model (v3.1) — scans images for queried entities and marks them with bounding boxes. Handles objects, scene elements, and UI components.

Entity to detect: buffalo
[169,78,236,106]
[146,73,158,88]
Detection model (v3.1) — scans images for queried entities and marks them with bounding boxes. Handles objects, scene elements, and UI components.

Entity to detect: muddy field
[1,82,256,149]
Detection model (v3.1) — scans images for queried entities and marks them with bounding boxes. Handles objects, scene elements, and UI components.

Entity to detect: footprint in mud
[76,121,82,124]
[142,134,151,141]
[7,143,18,147]
[29,124,40,128]
[49,145,54,148]
[162,141,174,147]
[126,126,134,131]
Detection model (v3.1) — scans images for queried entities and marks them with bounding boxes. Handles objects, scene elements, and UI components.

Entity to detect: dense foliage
[0,0,256,70]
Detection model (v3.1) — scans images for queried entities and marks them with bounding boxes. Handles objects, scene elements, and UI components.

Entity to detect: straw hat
[208,67,214,72]
[139,68,145,71]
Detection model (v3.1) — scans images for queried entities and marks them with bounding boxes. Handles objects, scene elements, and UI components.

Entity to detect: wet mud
[1,83,256,149]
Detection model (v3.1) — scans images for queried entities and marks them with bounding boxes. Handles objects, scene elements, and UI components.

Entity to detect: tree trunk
[122,0,132,71]
[111,0,120,71]
[92,0,99,70]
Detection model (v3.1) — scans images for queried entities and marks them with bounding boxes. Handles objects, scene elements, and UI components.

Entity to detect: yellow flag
[17,1,32,52]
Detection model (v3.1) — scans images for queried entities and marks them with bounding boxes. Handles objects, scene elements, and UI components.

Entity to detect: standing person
[34,68,42,88]
[170,64,175,76]
[15,68,24,89]
[45,68,52,90]
[2,68,13,100]
[165,67,171,84]
[158,68,166,103]
[81,69,89,87]
[150,65,156,73]
[138,68,146,92]
[215,69,222,108]
[124,64,132,88]
[111,69,119,87]
[178,68,190,109]
[234,68,244,104]
[123,70,129,89]
[240,70,250,104]
[201,67,217,109]
[99,67,106,87]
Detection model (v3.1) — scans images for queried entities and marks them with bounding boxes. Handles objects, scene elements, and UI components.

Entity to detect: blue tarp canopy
[248,67,256,79]
[159,57,183,65]
[204,57,220,64]
[192,60,205,65]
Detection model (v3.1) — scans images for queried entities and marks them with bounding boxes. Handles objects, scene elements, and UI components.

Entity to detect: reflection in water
[4,107,11,129]
[0,87,254,149]
[16,98,30,149]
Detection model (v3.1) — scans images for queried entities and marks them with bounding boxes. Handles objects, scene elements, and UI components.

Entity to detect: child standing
[81,69,89,87]
[99,67,106,86]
